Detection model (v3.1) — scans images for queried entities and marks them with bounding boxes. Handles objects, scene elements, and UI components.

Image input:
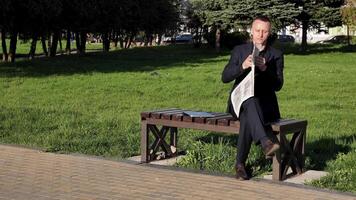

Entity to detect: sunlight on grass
[0,44,355,192]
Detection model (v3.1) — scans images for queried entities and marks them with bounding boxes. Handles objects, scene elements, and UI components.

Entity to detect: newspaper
[230,45,260,118]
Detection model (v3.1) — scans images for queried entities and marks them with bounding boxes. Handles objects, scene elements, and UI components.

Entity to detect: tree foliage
[341,0,356,44]
[290,0,344,51]
[187,0,300,50]
[186,0,345,51]
[341,0,356,27]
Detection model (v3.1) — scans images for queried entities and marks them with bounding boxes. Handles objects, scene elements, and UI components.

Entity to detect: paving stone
[0,145,355,200]
[263,169,329,184]
[127,155,185,166]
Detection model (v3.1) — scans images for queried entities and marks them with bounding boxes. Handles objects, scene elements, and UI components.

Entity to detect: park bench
[140,108,307,181]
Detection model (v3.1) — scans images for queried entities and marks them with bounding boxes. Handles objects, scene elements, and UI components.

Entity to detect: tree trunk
[127,34,134,48]
[347,25,350,46]
[79,31,86,54]
[41,34,48,57]
[1,29,8,62]
[102,32,110,52]
[113,33,119,48]
[215,28,221,53]
[47,33,52,54]
[119,36,124,49]
[8,31,18,63]
[58,33,63,54]
[65,30,71,55]
[144,35,148,47]
[75,32,81,54]
[156,34,162,46]
[149,35,153,46]
[193,27,202,48]
[49,31,59,57]
[301,20,308,52]
[29,33,38,60]
[124,36,129,48]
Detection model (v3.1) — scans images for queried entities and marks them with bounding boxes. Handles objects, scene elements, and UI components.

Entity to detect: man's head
[251,16,271,47]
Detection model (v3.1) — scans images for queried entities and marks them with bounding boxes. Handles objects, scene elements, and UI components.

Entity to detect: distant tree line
[0,0,348,62]
[0,0,180,62]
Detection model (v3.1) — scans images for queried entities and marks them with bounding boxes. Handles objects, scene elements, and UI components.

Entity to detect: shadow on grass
[274,43,356,55]
[196,132,355,171]
[0,44,226,78]
[1,43,355,78]
[305,135,354,170]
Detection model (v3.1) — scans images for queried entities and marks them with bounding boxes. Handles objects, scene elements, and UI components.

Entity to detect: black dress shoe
[235,164,249,180]
[262,139,280,157]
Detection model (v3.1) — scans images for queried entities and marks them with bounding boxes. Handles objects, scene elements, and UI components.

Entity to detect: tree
[25,0,62,58]
[292,0,344,52]
[0,0,11,61]
[187,0,300,51]
[341,0,356,45]
[229,0,300,32]
[185,0,205,47]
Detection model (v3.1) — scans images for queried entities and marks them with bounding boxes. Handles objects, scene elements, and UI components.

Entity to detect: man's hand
[242,55,267,71]
[242,55,253,69]
[254,56,267,71]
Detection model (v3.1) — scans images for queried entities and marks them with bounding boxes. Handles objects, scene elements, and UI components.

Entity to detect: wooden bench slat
[192,112,221,124]
[141,112,151,119]
[274,120,307,133]
[194,117,205,124]
[162,110,185,120]
[182,115,193,122]
[217,117,235,126]
[172,111,219,122]
[229,120,240,128]
[151,109,183,119]
[206,114,233,125]
[141,108,179,119]
[172,113,184,121]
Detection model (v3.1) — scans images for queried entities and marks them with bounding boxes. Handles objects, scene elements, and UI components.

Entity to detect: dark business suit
[221,42,284,164]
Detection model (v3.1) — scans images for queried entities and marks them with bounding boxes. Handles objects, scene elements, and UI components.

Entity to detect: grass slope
[0,44,355,192]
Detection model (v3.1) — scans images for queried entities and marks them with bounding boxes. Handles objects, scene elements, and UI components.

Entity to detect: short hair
[252,16,271,24]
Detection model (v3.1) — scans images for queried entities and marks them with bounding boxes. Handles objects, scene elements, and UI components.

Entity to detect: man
[221,16,284,180]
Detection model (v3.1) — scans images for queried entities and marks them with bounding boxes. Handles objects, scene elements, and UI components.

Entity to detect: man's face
[251,19,271,46]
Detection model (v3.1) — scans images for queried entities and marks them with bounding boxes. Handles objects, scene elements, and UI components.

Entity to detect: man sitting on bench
[221,16,284,180]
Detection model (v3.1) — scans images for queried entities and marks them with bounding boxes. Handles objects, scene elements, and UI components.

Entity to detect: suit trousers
[236,97,268,165]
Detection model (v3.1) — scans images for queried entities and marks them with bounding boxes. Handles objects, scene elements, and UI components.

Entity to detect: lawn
[0,43,355,193]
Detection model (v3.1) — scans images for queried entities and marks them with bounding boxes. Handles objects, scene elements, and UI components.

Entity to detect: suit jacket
[221,42,284,123]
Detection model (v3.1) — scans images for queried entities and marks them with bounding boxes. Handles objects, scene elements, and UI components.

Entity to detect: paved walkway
[0,145,355,200]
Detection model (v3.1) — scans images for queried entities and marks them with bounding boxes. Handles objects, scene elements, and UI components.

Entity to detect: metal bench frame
[140,108,307,181]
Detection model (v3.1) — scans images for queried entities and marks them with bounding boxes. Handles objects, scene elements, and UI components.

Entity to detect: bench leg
[292,127,306,171]
[141,122,179,162]
[141,120,149,163]
[272,133,282,181]
[170,127,178,156]
[272,128,306,181]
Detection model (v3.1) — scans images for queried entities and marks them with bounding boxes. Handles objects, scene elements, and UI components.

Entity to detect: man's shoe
[262,139,280,157]
[235,164,249,180]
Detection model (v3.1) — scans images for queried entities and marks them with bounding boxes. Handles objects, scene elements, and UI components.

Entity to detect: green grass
[0,43,356,193]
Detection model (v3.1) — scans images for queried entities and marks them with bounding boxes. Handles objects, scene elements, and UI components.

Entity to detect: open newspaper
[230,45,260,118]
